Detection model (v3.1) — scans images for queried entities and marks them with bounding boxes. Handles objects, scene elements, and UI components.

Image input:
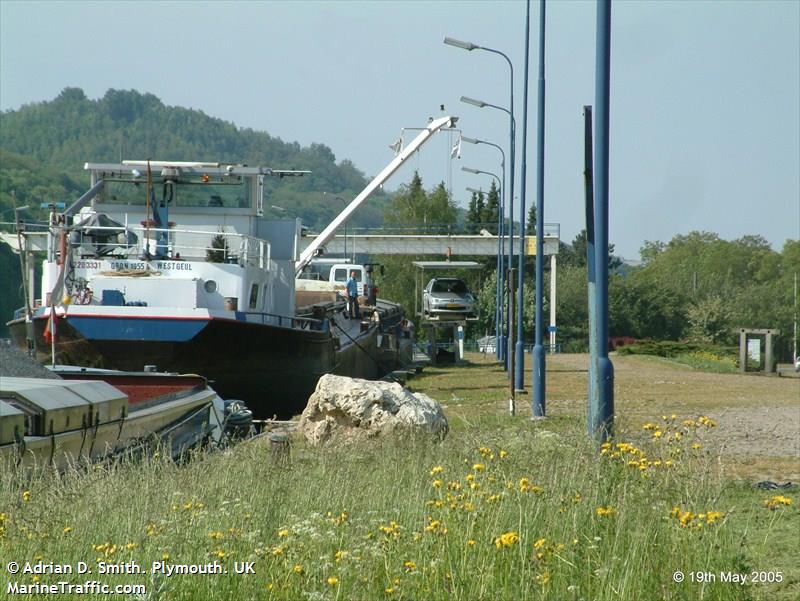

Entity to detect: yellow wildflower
[293,564,304,575]
[22,490,31,502]
[403,560,417,572]
[595,506,616,517]
[535,571,551,585]
[277,528,290,537]
[327,576,339,586]
[493,531,519,549]
[473,463,486,472]
[764,495,792,510]
[429,465,444,475]
[432,479,443,489]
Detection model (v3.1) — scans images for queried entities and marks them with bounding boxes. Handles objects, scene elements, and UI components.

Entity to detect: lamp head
[444,36,478,51]
[460,136,479,145]
[462,167,481,174]
[460,96,487,108]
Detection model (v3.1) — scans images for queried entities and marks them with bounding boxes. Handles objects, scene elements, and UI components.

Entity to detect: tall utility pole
[531,0,547,414]
[516,0,533,393]
[588,0,614,441]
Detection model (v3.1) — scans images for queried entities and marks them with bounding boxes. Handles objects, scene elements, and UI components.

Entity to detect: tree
[686,296,732,343]
[481,181,500,235]
[639,240,665,265]
[527,203,537,232]
[385,171,427,230]
[427,182,458,233]
[466,191,485,234]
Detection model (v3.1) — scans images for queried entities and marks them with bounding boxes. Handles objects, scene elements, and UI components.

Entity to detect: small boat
[0,366,230,471]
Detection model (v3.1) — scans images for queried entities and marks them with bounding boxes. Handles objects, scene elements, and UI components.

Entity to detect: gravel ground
[0,341,61,379]
[515,352,800,482]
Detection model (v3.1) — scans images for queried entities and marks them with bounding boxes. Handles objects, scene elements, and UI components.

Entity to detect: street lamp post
[460,96,515,371]
[462,136,506,361]
[531,0,548,413]
[467,184,502,360]
[445,36,515,372]
[462,167,504,360]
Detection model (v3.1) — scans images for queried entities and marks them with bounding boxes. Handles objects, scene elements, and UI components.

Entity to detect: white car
[422,278,476,318]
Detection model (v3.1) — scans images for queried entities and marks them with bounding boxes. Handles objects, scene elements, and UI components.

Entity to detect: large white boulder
[297,374,448,445]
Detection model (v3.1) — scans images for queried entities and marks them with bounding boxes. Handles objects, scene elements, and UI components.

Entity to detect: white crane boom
[296,115,459,275]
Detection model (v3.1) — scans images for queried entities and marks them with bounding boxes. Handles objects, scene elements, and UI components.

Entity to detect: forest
[1,88,797,362]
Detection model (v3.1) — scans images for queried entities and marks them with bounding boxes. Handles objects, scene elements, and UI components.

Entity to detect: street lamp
[459,95,516,370]
[462,135,507,361]
[446,35,516,370]
[462,166,505,359]
[466,185,501,352]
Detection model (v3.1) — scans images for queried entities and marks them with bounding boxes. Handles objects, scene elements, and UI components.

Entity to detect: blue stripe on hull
[68,316,208,342]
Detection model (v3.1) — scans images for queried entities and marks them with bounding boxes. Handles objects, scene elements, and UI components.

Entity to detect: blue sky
[1,0,798,259]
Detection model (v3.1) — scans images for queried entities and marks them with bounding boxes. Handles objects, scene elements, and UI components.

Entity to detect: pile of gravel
[0,341,61,379]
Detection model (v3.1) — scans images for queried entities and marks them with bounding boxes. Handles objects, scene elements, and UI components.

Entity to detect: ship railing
[68,224,272,269]
[243,311,326,332]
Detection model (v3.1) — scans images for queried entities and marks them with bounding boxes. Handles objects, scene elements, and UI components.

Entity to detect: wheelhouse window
[249,283,259,309]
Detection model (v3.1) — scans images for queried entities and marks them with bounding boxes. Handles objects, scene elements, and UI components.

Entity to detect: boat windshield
[101,179,251,209]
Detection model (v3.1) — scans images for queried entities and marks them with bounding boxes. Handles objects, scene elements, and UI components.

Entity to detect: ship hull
[8,313,379,419]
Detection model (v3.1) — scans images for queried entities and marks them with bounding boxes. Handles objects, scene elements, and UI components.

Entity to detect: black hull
[8,316,379,419]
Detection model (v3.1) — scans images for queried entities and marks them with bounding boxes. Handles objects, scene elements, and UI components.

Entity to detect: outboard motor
[222,399,254,441]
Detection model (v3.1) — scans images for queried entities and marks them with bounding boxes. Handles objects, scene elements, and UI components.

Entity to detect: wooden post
[739,329,748,373]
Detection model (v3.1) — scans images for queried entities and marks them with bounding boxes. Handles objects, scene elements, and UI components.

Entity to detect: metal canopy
[411,261,483,270]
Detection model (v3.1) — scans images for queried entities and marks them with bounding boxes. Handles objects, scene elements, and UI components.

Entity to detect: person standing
[345,270,361,319]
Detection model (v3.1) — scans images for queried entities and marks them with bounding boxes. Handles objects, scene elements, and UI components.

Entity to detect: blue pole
[506,75,515,375]
[498,183,506,362]
[589,0,614,441]
[531,0,546,416]
[515,0,532,392]
[496,184,504,360]
[583,106,598,428]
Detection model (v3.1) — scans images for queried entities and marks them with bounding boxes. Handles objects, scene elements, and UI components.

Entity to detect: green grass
[1,358,797,600]
[670,351,739,373]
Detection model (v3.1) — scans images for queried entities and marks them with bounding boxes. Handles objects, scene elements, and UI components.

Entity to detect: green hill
[0,87,390,230]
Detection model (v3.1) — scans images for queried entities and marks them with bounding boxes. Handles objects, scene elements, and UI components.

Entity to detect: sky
[1,0,798,259]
